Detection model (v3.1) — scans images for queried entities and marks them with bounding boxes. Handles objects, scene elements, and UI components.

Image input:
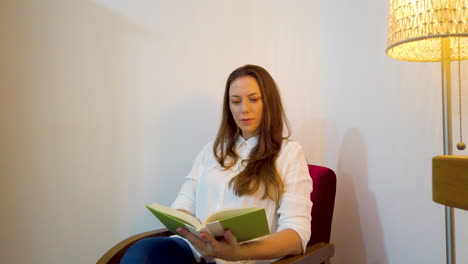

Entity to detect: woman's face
[229,75,264,140]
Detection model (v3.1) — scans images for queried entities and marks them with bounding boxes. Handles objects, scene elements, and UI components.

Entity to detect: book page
[203,207,258,225]
[148,202,202,229]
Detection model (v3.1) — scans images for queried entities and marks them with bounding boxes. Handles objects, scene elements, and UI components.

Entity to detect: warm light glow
[387,0,468,61]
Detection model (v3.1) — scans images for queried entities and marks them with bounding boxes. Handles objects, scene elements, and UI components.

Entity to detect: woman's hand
[176,228,247,261]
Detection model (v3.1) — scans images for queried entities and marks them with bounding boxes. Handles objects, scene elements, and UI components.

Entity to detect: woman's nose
[241,101,250,113]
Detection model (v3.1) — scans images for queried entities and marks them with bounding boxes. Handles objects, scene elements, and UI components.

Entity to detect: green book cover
[145,205,196,235]
[211,209,270,242]
[146,203,270,242]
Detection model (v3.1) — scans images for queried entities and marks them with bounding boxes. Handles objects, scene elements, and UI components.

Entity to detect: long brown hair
[213,64,290,202]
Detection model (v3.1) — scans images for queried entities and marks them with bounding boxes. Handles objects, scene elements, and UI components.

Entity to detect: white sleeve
[170,179,197,215]
[170,144,209,215]
[276,141,313,253]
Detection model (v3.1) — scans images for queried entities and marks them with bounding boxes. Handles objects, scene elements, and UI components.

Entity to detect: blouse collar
[235,134,259,150]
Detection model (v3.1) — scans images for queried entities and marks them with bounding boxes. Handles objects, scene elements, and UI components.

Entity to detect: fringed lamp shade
[387,0,468,62]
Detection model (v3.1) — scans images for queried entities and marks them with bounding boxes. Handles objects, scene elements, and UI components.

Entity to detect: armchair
[97,164,337,264]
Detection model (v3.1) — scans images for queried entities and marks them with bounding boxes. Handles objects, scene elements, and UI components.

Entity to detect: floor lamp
[386,1,468,264]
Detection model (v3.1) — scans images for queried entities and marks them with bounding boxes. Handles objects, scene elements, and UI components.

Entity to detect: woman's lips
[241,119,254,125]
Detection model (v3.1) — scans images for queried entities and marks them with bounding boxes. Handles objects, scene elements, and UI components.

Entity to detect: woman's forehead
[229,76,261,95]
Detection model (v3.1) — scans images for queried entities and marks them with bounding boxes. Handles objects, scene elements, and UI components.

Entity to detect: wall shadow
[138,95,219,229]
[331,127,388,264]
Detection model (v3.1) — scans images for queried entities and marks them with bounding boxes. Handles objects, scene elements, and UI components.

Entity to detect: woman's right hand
[176,228,249,261]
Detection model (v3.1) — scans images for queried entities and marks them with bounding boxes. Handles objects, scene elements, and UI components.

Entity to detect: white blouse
[171,136,312,264]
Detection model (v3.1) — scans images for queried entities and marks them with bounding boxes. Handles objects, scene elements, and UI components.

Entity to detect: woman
[121,65,312,264]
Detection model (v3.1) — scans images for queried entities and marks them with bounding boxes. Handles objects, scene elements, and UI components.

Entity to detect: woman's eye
[250,98,260,103]
[231,101,240,105]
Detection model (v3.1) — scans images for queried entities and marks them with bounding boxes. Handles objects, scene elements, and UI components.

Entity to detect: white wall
[321,1,468,263]
[0,1,323,263]
[1,1,467,264]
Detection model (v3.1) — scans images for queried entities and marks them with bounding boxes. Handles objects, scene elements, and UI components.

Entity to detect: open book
[146,203,270,243]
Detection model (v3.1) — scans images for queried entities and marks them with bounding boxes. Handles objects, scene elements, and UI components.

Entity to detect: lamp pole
[441,37,456,264]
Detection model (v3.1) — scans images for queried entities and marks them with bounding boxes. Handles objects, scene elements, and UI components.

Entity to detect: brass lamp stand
[386,1,468,263]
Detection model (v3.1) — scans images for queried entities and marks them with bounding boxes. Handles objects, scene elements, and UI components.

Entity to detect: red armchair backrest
[307,164,337,246]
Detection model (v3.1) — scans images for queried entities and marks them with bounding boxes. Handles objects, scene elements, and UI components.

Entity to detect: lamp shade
[387,0,468,61]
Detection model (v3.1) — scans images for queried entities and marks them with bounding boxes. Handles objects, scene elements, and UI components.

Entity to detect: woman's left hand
[176,227,246,261]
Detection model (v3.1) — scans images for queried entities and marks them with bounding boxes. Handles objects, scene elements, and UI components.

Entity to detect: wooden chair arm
[97,229,334,264]
[96,228,171,264]
[272,242,335,264]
